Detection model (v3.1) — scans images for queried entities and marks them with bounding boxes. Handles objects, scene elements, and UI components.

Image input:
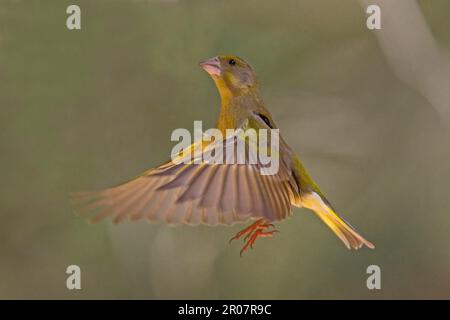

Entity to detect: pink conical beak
[199,57,221,77]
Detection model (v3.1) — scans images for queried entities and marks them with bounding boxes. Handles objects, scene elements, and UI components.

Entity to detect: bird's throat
[216,90,262,133]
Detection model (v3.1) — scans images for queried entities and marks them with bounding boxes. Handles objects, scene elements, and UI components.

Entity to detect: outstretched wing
[71,130,299,226]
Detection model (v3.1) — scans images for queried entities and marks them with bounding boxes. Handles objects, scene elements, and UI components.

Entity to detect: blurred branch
[359,0,450,125]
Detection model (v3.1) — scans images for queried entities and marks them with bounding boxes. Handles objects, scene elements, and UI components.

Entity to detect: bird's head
[200,55,258,99]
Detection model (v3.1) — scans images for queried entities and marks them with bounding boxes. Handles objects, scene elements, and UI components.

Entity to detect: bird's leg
[229,219,265,244]
[229,219,278,256]
[243,223,274,242]
[239,228,278,256]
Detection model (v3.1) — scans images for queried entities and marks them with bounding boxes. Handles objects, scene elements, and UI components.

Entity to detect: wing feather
[72,128,298,225]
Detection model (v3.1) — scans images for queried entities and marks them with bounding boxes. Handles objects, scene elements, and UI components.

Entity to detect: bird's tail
[302,192,375,250]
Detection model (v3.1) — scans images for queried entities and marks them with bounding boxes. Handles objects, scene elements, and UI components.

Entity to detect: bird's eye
[228,59,236,66]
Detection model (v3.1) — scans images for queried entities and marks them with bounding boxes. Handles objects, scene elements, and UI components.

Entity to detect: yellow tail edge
[302,192,375,250]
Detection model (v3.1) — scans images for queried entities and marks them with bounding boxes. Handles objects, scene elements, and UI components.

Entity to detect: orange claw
[239,230,279,256]
[229,219,265,244]
[229,219,279,256]
[243,223,274,241]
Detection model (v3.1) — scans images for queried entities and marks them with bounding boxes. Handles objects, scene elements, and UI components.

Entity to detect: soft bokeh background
[1,0,449,299]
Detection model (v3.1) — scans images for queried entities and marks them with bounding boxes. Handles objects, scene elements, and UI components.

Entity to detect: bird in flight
[72,55,374,256]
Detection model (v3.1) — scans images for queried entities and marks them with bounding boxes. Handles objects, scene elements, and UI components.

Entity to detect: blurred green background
[0,0,449,299]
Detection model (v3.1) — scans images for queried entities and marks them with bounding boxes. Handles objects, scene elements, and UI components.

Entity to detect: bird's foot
[229,219,265,244]
[229,219,278,256]
[239,229,278,256]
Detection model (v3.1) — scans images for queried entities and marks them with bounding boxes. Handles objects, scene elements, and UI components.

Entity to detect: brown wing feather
[71,132,298,225]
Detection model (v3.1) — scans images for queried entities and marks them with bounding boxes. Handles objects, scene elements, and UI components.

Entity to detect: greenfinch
[72,55,374,255]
